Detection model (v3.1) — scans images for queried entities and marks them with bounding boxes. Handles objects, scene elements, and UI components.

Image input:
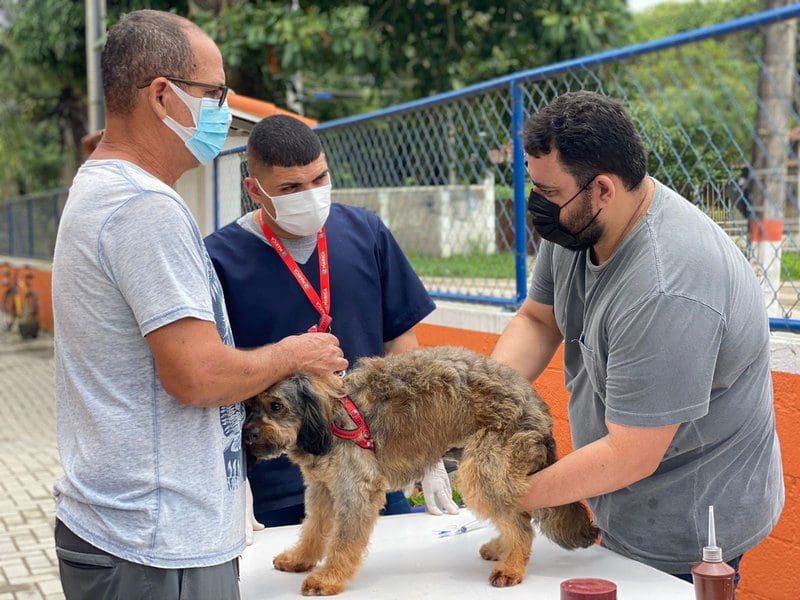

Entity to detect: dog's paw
[479,538,504,561]
[273,551,316,573]
[301,573,345,596]
[489,566,524,587]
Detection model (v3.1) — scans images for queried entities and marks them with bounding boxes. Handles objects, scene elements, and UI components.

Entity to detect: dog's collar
[330,396,375,451]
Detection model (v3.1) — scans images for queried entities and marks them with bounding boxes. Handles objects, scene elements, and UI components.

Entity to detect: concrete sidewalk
[0,330,64,600]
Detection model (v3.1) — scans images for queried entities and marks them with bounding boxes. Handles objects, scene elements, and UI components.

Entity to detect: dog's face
[243,374,335,460]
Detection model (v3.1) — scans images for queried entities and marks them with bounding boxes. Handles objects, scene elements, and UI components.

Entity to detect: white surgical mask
[162,81,231,164]
[256,180,332,236]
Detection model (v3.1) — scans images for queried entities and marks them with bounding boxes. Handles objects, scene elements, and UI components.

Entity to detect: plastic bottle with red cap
[560,577,617,599]
[691,505,735,600]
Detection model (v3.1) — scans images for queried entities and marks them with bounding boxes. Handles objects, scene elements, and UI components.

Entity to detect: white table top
[240,510,694,599]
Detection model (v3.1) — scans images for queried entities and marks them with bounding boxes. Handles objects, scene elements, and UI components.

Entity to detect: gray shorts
[54,519,240,600]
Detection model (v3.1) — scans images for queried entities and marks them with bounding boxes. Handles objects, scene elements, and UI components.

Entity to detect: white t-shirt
[52,159,245,568]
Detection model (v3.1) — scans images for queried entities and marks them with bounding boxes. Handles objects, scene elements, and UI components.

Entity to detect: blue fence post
[212,157,219,232]
[27,197,34,257]
[511,80,528,307]
[6,202,13,256]
[53,192,61,228]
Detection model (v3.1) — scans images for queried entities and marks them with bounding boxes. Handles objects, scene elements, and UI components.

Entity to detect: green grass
[407,252,516,279]
[784,251,800,281]
[407,250,800,282]
[408,488,463,508]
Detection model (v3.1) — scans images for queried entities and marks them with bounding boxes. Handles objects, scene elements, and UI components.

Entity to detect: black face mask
[527,178,602,249]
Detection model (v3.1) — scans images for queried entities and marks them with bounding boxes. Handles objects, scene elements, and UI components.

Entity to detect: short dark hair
[523,91,647,191]
[247,115,323,168]
[101,10,199,115]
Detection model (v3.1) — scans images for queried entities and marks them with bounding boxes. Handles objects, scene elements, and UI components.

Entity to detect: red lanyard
[257,211,332,332]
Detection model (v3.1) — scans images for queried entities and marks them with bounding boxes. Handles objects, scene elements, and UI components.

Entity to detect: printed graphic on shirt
[206,252,234,346]
[220,402,245,490]
[206,251,244,491]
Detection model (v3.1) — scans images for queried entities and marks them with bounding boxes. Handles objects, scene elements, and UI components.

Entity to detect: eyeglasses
[138,76,229,107]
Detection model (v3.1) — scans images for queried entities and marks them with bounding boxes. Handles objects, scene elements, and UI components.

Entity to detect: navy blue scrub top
[205,203,435,523]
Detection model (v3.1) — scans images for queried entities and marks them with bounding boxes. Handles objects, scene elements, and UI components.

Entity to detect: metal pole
[285,0,304,116]
[750,0,796,319]
[213,157,220,231]
[7,202,14,256]
[27,198,34,258]
[85,0,106,132]
[511,80,528,306]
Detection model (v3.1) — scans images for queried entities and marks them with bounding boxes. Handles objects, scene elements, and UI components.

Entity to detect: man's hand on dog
[422,460,460,515]
[282,332,348,376]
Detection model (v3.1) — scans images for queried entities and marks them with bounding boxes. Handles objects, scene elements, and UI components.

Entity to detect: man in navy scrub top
[205,115,460,526]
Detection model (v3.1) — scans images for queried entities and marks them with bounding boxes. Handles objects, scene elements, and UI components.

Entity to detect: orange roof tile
[228,93,318,128]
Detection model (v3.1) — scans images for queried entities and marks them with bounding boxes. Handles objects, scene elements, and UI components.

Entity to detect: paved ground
[0,330,64,600]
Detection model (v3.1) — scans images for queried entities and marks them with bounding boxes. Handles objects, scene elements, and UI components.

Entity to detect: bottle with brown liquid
[691,506,735,600]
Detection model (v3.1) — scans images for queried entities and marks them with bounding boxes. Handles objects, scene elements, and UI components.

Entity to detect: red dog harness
[330,396,375,451]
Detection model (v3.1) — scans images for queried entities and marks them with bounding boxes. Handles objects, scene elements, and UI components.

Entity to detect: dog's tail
[532,502,598,550]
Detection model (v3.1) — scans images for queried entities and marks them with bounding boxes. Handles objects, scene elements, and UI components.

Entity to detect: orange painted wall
[416,322,800,600]
[19,273,800,598]
[1,264,53,333]
[28,269,53,332]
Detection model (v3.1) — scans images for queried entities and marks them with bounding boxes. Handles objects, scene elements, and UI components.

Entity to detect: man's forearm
[204,341,300,406]
[150,319,347,409]
[491,312,562,382]
[383,328,419,355]
[165,340,298,408]
[518,432,666,512]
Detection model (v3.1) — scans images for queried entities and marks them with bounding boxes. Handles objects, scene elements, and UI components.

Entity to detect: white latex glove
[421,460,460,515]
[245,479,265,545]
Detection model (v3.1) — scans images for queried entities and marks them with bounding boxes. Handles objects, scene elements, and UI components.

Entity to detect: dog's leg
[458,429,547,587]
[485,512,534,587]
[301,476,387,596]
[274,482,334,573]
[479,536,506,561]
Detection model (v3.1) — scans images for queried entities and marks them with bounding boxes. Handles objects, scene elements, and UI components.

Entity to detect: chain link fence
[3,8,796,329]
[215,5,800,330]
[0,189,67,261]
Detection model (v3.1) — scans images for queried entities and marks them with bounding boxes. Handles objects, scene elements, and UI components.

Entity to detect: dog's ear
[295,375,333,456]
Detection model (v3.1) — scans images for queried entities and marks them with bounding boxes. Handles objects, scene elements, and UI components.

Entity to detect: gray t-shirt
[237,211,317,264]
[52,160,246,568]
[529,179,784,573]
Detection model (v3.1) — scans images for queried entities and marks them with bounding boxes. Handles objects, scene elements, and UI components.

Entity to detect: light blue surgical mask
[162,81,231,164]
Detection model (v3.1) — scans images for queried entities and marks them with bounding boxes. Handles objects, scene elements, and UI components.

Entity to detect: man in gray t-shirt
[52,11,346,600]
[493,92,783,582]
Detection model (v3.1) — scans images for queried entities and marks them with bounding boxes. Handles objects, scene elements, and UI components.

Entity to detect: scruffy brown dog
[244,346,598,596]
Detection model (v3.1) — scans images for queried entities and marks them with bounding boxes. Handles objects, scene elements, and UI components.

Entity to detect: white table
[241,510,694,599]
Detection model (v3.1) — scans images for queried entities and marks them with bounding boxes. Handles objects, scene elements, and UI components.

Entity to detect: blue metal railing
[0,189,66,261]
[208,5,800,329]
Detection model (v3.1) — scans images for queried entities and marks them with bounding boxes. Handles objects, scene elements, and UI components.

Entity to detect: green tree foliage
[194,0,631,119]
[0,0,85,194]
[626,0,763,191]
[631,0,758,40]
[0,0,632,193]
[0,0,186,195]
[193,2,388,121]
[342,0,631,97]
